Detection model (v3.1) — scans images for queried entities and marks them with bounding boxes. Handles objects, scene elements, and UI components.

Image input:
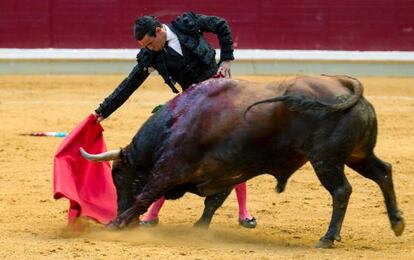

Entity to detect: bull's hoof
[392,219,405,236]
[239,217,257,229]
[139,218,159,227]
[275,182,286,193]
[334,234,341,242]
[316,238,334,249]
[106,222,121,230]
[193,220,210,229]
[105,218,127,230]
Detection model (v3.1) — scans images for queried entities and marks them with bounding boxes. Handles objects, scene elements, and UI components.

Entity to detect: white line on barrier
[1,49,414,62]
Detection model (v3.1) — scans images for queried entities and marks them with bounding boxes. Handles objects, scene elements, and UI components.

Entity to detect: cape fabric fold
[53,114,116,224]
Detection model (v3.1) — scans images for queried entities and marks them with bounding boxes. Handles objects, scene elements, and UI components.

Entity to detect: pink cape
[53,114,117,224]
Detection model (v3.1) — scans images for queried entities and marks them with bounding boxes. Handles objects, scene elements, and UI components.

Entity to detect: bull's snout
[79,147,121,162]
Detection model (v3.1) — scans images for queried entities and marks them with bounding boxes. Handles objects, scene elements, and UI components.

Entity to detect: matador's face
[138,27,167,52]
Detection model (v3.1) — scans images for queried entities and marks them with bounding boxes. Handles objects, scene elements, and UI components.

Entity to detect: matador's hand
[215,60,232,78]
[93,112,104,123]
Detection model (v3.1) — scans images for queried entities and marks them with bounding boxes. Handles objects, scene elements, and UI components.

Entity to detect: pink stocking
[235,182,253,220]
[141,196,165,221]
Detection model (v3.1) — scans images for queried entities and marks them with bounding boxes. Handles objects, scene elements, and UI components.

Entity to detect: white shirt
[164,24,183,56]
[146,25,183,74]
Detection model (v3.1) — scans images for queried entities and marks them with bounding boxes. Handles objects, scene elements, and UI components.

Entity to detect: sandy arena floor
[0,75,413,259]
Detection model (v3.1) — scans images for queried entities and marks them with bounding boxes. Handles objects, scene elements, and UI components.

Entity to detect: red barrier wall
[1,0,413,50]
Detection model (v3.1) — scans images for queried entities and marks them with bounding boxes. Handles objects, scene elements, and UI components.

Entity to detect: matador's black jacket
[95,12,234,118]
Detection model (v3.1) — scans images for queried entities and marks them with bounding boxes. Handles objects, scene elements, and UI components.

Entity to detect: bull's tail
[244,75,363,118]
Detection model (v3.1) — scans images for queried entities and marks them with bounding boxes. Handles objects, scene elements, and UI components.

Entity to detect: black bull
[81,75,404,248]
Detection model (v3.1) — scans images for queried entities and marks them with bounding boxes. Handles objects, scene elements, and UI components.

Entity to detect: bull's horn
[80,147,121,162]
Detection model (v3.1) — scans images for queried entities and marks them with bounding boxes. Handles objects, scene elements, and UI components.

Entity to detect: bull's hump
[166,78,236,126]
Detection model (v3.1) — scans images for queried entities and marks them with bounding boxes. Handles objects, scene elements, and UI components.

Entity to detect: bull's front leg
[109,156,190,229]
[108,193,157,229]
[108,168,174,229]
[111,161,137,216]
[108,176,172,229]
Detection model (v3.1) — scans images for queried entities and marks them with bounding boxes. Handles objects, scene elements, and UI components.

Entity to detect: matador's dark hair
[133,16,162,40]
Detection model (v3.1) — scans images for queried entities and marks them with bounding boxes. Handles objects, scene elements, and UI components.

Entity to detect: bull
[81,75,404,248]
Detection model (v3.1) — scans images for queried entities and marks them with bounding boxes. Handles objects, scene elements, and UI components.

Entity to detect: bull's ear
[79,147,121,162]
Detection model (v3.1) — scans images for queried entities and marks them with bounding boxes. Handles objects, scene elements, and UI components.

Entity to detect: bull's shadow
[83,224,313,250]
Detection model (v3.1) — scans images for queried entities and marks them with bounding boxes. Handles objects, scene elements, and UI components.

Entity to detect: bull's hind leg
[346,154,405,236]
[193,188,232,228]
[310,159,352,248]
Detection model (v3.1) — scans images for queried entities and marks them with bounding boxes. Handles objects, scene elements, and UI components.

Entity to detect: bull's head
[80,147,142,216]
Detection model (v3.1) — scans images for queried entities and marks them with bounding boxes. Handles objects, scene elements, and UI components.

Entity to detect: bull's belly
[194,150,306,196]
[195,173,253,197]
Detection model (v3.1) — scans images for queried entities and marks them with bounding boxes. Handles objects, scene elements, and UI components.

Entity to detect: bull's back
[168,76,371,156]
[197,76,373,161]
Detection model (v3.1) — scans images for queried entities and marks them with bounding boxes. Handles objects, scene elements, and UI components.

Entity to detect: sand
[0,75,413,259]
